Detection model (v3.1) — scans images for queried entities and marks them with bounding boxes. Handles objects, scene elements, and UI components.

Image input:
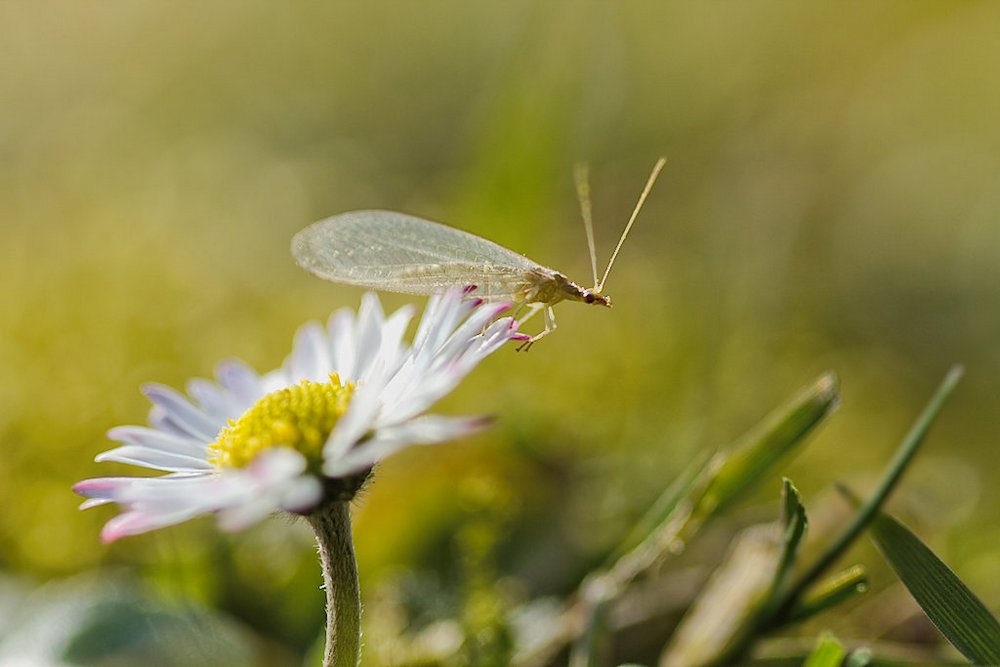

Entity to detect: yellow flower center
[209,375,354,470]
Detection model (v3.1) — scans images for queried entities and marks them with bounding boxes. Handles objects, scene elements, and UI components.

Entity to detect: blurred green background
[2,2,998,664]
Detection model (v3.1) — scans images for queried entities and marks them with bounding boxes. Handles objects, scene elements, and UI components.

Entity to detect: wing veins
[292,210,543,299]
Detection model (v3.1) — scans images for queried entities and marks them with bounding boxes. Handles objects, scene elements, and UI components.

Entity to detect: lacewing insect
[292,158,666,350]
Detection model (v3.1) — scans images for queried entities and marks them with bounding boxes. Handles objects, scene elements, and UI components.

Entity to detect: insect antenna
[597,157,667,292]
[574,162,599,288]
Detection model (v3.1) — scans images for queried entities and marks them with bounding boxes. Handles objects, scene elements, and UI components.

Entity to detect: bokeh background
[2,2,998,664]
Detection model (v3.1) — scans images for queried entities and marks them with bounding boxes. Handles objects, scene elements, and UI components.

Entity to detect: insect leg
[516,306,557,352]
[516,303,545,326]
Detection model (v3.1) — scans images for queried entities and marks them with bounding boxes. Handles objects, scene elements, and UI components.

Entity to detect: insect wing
[292,210,541,300]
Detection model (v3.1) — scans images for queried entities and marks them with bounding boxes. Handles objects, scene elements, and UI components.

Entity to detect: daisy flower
[74,288,523,542]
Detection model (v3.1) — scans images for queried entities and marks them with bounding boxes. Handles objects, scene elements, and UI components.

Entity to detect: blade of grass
[613,372,838,563]
[693,372,839,522]
[604,372,839,596]
[803,632,845,667]
[773,478,808,595]
[569,596,612,667]
[860,505,1000,664]
[785,565,868,625]
[659,524,784,667]
[768,365,964,626]
[609,448,715,562]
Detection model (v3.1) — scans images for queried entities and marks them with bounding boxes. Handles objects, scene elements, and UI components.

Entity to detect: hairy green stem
[308,502,362,667]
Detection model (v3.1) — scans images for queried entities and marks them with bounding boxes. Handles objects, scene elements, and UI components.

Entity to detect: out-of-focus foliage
[654,368,959,666]
[2,2,999,665]
[0,575,262,667]
[803,633,847,667]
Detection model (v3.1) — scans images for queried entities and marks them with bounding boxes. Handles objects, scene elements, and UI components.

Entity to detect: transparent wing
[291,210,544,300]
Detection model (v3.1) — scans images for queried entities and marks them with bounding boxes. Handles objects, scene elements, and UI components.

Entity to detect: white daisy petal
[79,497,113,510]
[73,478,124,504]
[448,317,522,381]
[481,317,523,353]
[76,473,222,517]
[185,377,242,423]
[83,475,224,541]
[322,364,387,461]
[148,406,196,439]
[217,476,321,531]
[142,383,221,439]
[410,290,444,352]
[325,415,492,477]
[352,292,388,381]
[435,302,512,364]
[289,321,330,382]
[376,305,416,375]
[216,449,316,529]
[105,473,223,506]
[107,426,208,458]
[378,373,460,427]
[214,359,264,407]
[418,291,472,358]
[217,498,279,532]
[246,446,309,480]
[321,452,379,478]
[258,367,290,395]
[96,445,213,472]
[327,308,358,380]
[101,508,202,542]
[279,476,324,513]
[381,414,493,446]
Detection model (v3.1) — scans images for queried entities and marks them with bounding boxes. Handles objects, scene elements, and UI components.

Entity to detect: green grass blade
[774,478,808,593]
[612,372,838,564]
[770,365,964,624]
[610,449,715,562]
[803,632,845,667]
[660,524,784,667]
[786,565,868,625]
[867,511,1000,664]
[694,372,839,520]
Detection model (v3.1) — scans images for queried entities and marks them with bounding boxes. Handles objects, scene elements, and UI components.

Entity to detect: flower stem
[308,502,361,667]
